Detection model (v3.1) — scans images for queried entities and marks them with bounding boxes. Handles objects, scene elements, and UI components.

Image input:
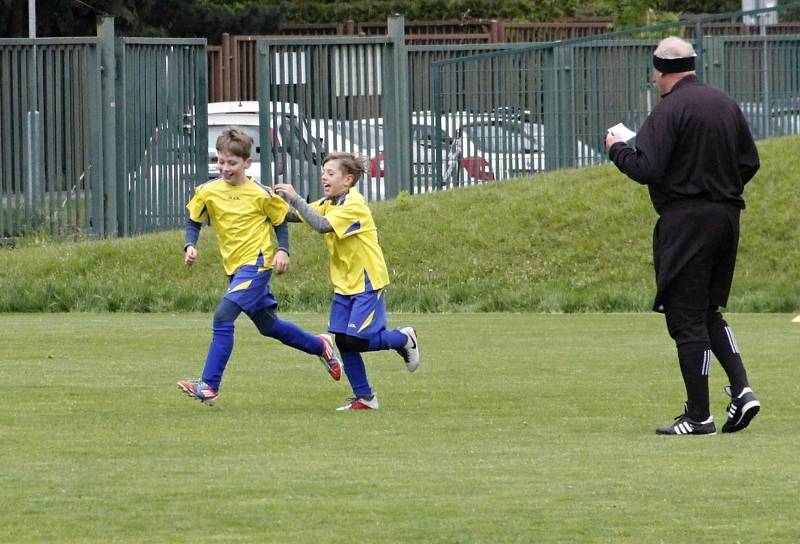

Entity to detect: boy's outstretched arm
[272,222,290,274]
[184,218,202,266]
[274,183,333,234]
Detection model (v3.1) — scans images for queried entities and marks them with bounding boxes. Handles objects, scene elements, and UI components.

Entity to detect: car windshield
[333,120,383,152]
[412,124,453,148]
[464,121,539,153]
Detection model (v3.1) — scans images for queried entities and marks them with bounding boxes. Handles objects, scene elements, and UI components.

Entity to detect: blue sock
[201,321,234,391]
[341,351,372,397]
[256,315,322,355]
[366,329,407,351]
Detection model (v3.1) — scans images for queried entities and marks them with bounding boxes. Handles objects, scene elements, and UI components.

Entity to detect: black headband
[652,55,696,73]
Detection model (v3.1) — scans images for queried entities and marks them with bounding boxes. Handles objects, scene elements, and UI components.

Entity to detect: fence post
[490,20,505,43]
[23,111,44,216]
[256,40,273,185]
[693,22,706,82]
[543,45,576,170]
[222,33,232,101]
[97,15,116,237]
[383,15,411,196]
[703,35,725,88]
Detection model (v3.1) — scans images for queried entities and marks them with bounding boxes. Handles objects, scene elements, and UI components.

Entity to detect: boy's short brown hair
[322,152,366,185]
[216,126,252,159]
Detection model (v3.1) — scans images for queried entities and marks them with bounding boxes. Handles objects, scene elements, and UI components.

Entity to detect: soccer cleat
[318,334,342,381]
[722,386,761,433]
[177,379,219,406]
[336,395,379,411]
[396,327,420,372]
[656,405,716,435]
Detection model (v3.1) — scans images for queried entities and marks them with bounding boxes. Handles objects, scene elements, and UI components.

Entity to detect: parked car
[444,113,602,184]
[332,113,458,192]
[207,101,322,186]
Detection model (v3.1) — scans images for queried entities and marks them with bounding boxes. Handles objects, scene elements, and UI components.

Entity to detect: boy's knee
[250,308,277,336]
[213,298,242,323]
[335,333,369,353]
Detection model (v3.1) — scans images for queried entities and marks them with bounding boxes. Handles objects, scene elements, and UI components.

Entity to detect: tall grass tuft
[1,136,798,313]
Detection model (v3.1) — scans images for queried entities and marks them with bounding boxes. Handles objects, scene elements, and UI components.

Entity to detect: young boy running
[177,127,341,406]
[274,152,420,411]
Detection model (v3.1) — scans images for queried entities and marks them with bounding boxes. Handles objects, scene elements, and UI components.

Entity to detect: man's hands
[605,131,626,151]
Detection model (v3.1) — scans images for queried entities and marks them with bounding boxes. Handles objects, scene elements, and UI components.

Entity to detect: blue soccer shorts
[328,289,388,340]
[223,263,278,315]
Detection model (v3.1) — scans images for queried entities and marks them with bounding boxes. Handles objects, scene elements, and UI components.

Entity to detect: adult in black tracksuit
[605,36,761,436]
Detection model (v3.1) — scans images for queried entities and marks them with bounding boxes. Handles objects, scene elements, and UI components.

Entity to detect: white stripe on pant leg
[724,326,740,354]
[702,349,711,376]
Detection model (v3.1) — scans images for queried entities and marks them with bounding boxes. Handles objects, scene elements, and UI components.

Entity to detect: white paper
[607,123,637,142]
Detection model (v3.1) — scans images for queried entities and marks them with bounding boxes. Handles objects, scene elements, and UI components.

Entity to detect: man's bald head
[655,37,696,60]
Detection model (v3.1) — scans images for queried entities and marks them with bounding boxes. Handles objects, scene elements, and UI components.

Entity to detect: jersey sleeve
[261,191,290,226]
[324,197,370,239]
[186,185,208,223]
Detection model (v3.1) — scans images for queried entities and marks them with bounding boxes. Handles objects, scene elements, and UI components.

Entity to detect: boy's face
[321,159,354,198]
[217,151,251,185]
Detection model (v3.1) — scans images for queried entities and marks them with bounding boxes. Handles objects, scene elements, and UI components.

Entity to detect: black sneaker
[721,386,761,433]
[656,412,716,436]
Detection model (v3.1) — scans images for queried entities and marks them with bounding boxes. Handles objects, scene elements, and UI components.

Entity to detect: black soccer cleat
[656,408,716,436]
[721,386,761,433]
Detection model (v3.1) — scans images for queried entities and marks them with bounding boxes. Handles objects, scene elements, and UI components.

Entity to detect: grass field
[2,312,798,543]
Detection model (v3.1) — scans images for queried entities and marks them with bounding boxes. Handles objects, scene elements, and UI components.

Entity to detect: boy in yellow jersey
[177,127,341,406]
[275,152,420,411]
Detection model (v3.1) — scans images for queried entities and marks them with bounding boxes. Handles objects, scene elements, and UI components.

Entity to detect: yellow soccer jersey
[186,177,289,275]
[310,187,390,295]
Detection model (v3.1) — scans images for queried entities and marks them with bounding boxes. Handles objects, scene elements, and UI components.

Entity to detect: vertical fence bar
[386,15,410,197]
[87,41,103,237]
[98,16,116,237]
[63,46,75,235]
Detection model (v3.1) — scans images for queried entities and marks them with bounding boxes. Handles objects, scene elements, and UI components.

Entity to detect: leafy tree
[658,0,740,13]
[3,0,783,39]
[0,0,29,37]
[1,0,282,40]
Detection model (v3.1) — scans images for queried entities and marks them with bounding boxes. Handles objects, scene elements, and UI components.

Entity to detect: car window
[279,117,321,161]
[413,125,453,149]
[334,120,383,152]
[465,121,536,153]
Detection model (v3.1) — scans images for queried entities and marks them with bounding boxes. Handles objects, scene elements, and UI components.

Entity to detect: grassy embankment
[1,135,798,313]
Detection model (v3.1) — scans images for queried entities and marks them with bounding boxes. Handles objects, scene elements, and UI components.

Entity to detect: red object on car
[461,156,494,181]
[370,150,385,177]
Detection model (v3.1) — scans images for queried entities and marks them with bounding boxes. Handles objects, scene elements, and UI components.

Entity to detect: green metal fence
[0,19,207,240]
[253,6,800,201]
[0,38,103,239]
[256,23,408,202]
[430,2,800,189]
[3,10,799,240]
[116,37,208,236]
[255,22,541,201]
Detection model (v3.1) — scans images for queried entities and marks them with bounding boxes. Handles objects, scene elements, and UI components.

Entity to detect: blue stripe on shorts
[224,264,277,314]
